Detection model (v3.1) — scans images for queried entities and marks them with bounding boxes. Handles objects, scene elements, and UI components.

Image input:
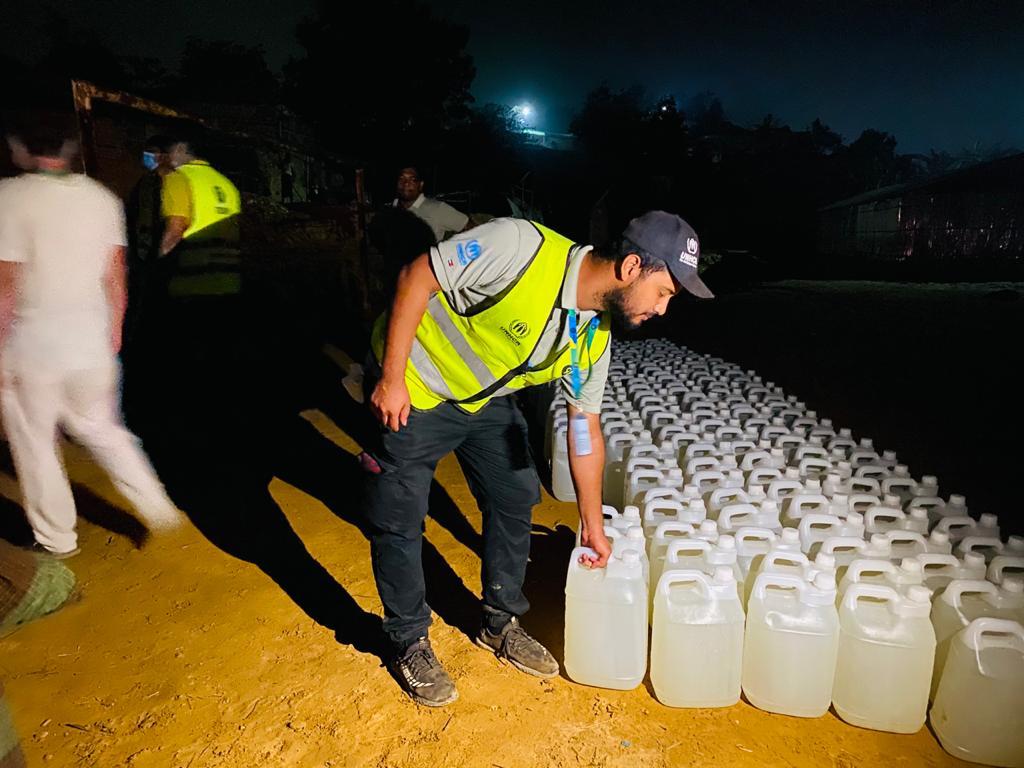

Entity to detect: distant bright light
[515,103,534,119]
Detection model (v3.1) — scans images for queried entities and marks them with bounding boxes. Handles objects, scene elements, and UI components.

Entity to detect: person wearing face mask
[362,212,713,706]
[123,136,173,357]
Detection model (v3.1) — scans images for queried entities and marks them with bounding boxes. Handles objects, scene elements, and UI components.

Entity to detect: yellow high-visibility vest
[372,222,610,412]
[169,162,242,297]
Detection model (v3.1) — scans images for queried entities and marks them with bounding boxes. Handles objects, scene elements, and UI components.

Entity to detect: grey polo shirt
[394,194,469,242]
[429,217,610,413]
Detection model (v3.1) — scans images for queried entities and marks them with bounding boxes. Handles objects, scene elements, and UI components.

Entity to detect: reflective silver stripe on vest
[409,340,456,401]
[425,298,497,388]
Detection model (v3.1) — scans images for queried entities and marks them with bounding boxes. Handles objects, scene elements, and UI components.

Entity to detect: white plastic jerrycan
[651,568,745,708]
[743,548,813,607]
[930,579,1006,698]
[648,521,696,570]
[916,552,987,593]
[564,548,647,690]
[742,571,840,718]
[612,526,650,585]
[575,506,621,547]
[734,527,778,579]
[642,499,684,539]
[799,512,865,555]
[651,538,715,610]
[989,556,1024,587]
[930,618,1024,768]
[781,490,830,528]
[833,584,935,734]
[718,501,782,534]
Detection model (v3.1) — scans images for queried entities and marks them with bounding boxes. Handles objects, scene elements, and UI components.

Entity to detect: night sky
[4,0,1023,154]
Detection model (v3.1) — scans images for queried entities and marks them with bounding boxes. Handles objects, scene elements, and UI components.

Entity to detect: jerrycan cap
[870,533,890,549]
[921,475,939,488]
[963,552,986,569]
[623,505,641,521]
[803,573,837,605]
[821,418,834,428]
[899,558,923,574]
[846,511,864,525]
[814,553,836,570]
[639,430,653,442]
[683,484,700,499]
[907,585,932,604]
[1008,535,1024,551]
[717,534,736,551]
[689,498,708,513]
[771,417,785,427]
[882,450,898,461]
[839,427,852,438]
[770,447,785,458]
[833,492,849,505]
[809,436,824,446]
[712,566,736,583]
[831,448,846,460]
[978,513,999,528]
[761,499,779,515]
[806,479,823,491]
[909,508,928,521]
[883,494,901,508]
[619,550,641,565]
[667,468,684,481]
[860,438,875,448]
[785,467,801,479]
[749,485,767,498]
[1002,576,1024,595]
[930,530,950,545]
[625,526,645,540]
[699,520,718,534]
[780,528,801,545]
[727,469,744,483]
[949,493,966,506]
[894,464,910,475]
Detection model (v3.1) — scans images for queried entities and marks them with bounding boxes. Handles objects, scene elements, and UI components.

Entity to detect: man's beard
[601,286,641,332]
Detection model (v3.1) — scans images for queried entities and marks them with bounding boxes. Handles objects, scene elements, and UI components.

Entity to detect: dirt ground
[4,279,1018,768]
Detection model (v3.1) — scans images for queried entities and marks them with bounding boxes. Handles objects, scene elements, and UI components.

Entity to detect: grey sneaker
[388,637,458,707]
[475,617,559,679]
[30,543,81,560]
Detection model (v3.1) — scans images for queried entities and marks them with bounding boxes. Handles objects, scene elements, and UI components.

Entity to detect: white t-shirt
[0,173,126,371]
[431,218,610,413]
[394,194,469,242]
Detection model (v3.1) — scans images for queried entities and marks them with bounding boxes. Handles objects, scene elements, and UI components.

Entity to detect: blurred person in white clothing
[0,117,182,558]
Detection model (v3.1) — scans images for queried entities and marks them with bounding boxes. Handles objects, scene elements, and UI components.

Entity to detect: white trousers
[1,360,178,553]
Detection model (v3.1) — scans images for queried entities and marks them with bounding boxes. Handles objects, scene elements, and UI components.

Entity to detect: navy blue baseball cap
[622,211,714,299]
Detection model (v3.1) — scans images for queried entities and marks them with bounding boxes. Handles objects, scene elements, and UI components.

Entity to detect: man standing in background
[393,166,469,243]
[0,118,181,557]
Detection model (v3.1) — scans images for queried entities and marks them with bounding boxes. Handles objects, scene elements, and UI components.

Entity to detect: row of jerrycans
[564,545,939,734]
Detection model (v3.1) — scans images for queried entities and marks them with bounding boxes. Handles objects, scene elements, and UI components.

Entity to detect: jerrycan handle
[630,469,664,484]
[656,569,713,600]
[760,549,811,573]
[568,547,601,575]
[653,521,696,539]
[607,433,635,449]
[601,505,621,520]
[789,494,829,514]
[885,530,928,550]
[798,513,842,536]
[865,506,905,526]
[735,527,778,547]
[988,555,1024,584]
[644,499,684,519]
[666,538,713,560]
[718,503,760,530]
[821,536,868,555]
[943,579,999,609]
[916,553,960,572]
[844,557,898,584]
[751,571,807,602]
[958,536,1004,555]
[934,515,976,535]
[961,618,1024,653]
[842,583,900,613]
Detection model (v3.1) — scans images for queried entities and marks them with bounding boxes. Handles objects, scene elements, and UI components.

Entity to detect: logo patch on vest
[501,319,530,346]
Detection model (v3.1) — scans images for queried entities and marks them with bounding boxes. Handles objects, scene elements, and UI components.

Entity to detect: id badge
[571,413,592,457]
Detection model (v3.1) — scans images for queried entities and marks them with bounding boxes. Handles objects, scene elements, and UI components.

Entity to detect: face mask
[142,151,159,171]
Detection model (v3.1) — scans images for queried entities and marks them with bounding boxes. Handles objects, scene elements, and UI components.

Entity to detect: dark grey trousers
[362,396,541,650]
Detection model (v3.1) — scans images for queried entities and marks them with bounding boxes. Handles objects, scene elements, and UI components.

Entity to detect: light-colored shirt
[431,218,609,413]
[395,194,469,242]
[0,173,125,371]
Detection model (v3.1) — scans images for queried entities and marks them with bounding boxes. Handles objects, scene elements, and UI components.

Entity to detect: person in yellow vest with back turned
[362,212,714,706]
[158,137,242,299]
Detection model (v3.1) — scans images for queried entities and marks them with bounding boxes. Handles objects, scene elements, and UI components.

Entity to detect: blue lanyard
[567,309,599,401]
